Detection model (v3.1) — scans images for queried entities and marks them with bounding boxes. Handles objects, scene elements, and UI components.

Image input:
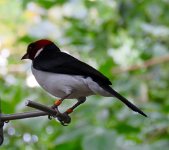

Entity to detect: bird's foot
[56,108,73,125]
[49,106,71,126]
[48,105,60,120]
[57,109,73,126]
[48,115,53,120]
[57,112,71,126]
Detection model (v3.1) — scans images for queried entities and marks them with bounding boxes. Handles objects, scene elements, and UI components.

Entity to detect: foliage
[0,0,169,149]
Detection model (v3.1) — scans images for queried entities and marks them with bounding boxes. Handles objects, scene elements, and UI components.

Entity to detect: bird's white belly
[31,67,94,99]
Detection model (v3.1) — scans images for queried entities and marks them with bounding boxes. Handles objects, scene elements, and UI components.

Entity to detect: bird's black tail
[102,85,147,117]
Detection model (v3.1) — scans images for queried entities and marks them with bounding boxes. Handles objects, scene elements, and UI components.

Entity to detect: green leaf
[82,130,118,150]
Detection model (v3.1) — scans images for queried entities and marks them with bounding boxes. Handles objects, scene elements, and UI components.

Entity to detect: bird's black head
[21,39,59,60]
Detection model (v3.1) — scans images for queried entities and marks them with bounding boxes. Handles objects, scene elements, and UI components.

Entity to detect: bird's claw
[60,121,68,126]
[48,115,53,120]
[49,106,71,126]
[48,106,59,120]
[57,112,71,126]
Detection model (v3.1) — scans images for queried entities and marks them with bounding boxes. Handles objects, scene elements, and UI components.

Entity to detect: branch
[0,100,71,146]
[0,100,58,122]
[1,111,47,121]
[112,54,169,74]
[25,100,58,116]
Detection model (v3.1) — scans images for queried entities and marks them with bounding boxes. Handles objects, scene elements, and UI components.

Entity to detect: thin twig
[25,100,58,116]
[0,100,61,146]
[0,111,47,121]
[112,54,169,74]
[0,100,61,122]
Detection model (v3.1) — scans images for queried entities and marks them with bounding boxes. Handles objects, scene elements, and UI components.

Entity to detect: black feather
[101,85,147,117]
[33,45,112,86]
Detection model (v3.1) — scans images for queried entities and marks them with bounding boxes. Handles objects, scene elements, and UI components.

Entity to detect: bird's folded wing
[33,51,112,86]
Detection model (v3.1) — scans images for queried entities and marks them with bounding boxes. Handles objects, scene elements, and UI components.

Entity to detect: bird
[22,39,147,124]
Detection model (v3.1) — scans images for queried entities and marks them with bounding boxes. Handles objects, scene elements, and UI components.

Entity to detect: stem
[113,54,169,73]
[0,100,65,146]
[0,100,60,122]
[25,100,58,116]
[0,111,48,121]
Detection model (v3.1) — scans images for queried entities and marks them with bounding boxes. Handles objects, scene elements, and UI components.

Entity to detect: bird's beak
[21,53,29,60]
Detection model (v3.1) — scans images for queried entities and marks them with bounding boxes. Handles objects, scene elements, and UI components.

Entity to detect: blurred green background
[0,0,169,149]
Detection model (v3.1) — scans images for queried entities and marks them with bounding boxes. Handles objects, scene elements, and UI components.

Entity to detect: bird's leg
[65,97,86,115]
[51,94,71,110]
[56,97,86,126]
[48,94,71,120]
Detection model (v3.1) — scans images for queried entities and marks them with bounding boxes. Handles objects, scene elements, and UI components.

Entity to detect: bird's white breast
[31,66,93,99]
[31,66,111,99]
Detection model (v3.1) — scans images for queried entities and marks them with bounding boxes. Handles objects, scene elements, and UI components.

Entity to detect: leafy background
[0,0,169,149]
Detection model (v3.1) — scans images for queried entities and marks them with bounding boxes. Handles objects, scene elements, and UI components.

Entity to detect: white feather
[34,48,43,58]
[31,66,111,99]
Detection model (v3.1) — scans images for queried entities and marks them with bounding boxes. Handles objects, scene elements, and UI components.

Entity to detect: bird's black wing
[33,49,112,86]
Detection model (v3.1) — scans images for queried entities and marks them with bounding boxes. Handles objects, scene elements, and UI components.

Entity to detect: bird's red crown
[33,39,53,48]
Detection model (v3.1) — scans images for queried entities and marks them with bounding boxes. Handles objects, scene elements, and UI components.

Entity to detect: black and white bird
[22,39,147,124]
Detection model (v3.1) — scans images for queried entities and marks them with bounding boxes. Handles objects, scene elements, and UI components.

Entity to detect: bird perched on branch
[22,39,147,125]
